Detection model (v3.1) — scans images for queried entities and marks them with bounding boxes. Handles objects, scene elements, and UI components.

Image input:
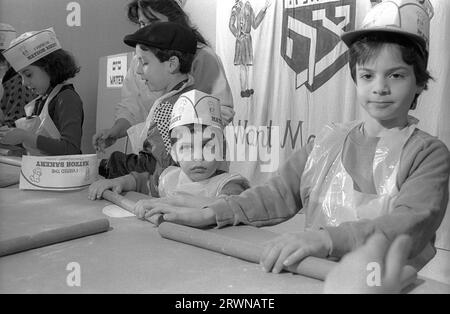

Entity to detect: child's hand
[92,128,117,153]
[0,128,26,145]
[260,230,332,274]
[323,233,413,294]
[88,178,124,200]
[134,194,217,220]
[145,205,216,228]
[134,199,160,219]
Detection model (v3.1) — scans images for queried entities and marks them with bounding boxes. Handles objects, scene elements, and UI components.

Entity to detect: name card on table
[19,154,98,191]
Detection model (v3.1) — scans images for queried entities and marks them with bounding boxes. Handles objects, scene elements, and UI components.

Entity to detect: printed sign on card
[106,54,127,88]
[19,154,98,191]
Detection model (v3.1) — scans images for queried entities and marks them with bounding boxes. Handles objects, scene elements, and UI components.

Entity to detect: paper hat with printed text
[341,0,434,54]
[0,23,16,50]
[2,28,62,71]
[169,89,222,131]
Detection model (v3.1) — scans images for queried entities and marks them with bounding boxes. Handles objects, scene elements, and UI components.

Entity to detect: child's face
[136,45,170,93]
[19,65,51,95]
[172,127,222,182]
[356,44,424,127]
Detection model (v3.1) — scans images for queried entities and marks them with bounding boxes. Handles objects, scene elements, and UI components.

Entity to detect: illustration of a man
[229,0,271,98]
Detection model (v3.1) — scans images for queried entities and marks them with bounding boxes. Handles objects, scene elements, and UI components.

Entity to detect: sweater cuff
[208,197,236,228]
[35,134,49,153]
[323,226,354,258]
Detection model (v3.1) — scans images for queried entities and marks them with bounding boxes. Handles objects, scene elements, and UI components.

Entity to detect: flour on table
[102,204,135,218]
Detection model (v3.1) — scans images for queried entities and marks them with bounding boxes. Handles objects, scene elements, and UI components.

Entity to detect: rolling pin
[100,192,417,288]
[102,190,136,213]
[158,221,336,281]
[0,218,110,257]
[158,222,418,289]
[0,155,22,167]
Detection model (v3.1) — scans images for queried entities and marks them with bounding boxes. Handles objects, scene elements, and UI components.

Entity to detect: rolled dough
[102,204,135,218]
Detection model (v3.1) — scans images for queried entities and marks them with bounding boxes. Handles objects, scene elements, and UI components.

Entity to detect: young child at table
[144,0,450,272]
[95,21,200,185]
[89,90,249,223]
[0,28,83,155]
[94,0,234,179]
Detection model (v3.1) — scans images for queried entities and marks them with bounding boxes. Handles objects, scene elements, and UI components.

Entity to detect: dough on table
[102,204,135,218]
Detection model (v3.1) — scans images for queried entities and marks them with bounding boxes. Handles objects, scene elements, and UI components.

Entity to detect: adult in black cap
[93,0,234,171]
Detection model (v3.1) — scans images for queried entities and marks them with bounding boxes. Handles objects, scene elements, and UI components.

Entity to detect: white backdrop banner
[217,0,450,186]
[218,0,371,184]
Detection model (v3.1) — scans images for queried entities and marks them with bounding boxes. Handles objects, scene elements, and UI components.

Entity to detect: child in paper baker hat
[132,89,249,223]
[0,27,84,156]
[89,89,249,225]
[133,0,450,280]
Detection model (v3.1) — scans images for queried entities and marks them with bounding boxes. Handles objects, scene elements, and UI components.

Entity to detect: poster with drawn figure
[230,0,271,98]
[217,0,372,185]
[106,54,128,88]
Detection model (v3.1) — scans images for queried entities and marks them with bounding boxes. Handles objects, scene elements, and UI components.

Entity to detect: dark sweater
[33,84,84,155]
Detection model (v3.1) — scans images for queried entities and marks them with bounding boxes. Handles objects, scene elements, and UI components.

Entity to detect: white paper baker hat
[170,89,222,131]
[0,23,16,50]
[2,27,62,72]
[341,0,434,53]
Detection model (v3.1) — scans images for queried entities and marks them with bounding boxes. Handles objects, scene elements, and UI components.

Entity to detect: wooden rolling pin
[101,192,417,288]
[0,155,22,167]
[0,218,110,257]
[159,222,418,289]
[102,190,136,213]
[158,221,336,281]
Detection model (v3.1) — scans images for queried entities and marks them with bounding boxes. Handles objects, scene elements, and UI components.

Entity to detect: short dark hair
[32,49,80,86]
[348,32,432,109]
[127,0,207,46]
[139,44,194,74]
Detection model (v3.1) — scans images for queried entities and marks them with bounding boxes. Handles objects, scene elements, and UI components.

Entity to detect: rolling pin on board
[158,222,336,281]
[158,222,418,288]
[101,192,417,287]
[102,190,136,213]
[0,218,110,257]
[0,155,22,167]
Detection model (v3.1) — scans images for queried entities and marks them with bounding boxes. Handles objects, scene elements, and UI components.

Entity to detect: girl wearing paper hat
[137,0,450,278]
[0,23,37,128]
[0,28,84,156]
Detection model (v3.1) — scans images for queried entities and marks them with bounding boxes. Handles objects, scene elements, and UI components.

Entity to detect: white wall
[184,0,217,49]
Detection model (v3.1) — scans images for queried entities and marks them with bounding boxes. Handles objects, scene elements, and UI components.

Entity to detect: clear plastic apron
[158,166,244,198]
[15,84,64,155]
[126,77,194,154]
[301,119,417,229]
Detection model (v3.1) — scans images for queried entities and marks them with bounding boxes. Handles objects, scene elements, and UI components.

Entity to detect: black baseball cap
[123,21,197,54]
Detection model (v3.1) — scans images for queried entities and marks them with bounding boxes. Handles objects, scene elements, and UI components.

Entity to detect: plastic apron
[15,84,64,155]
[301,118,418,229]
[158,166,247,198]
[126,76,194,155]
